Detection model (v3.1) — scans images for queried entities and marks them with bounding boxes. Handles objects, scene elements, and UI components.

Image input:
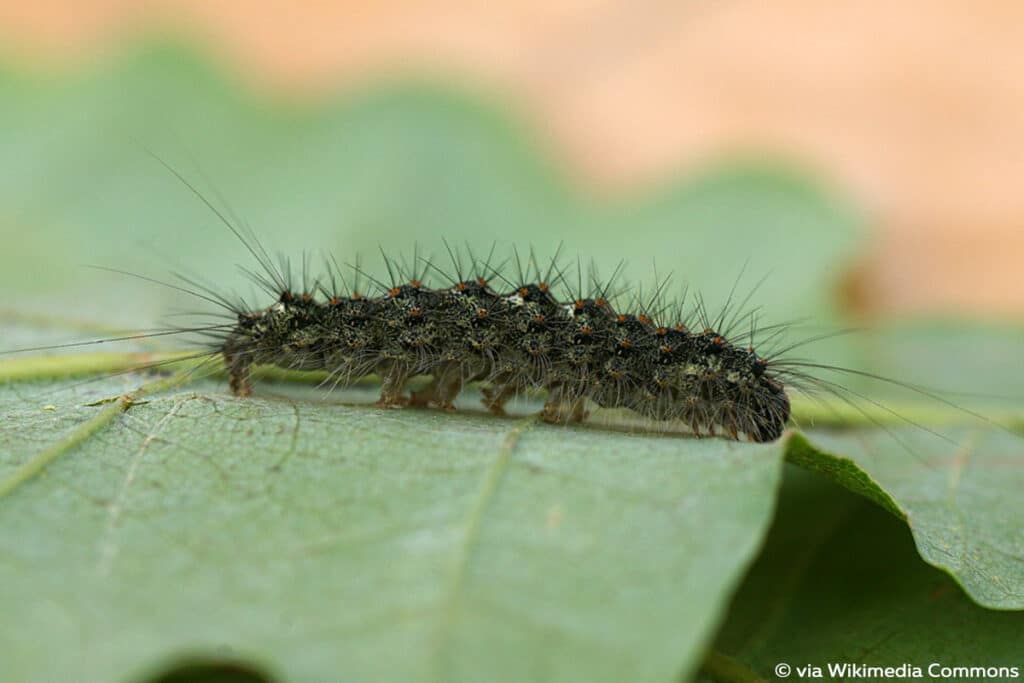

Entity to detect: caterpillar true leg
[223,341,253,397]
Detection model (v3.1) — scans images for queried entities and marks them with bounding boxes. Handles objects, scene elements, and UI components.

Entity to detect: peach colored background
[2,1,1023,318]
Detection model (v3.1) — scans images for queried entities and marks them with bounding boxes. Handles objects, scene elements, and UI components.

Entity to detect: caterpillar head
[739,350,791,442]
[700,343,791,442]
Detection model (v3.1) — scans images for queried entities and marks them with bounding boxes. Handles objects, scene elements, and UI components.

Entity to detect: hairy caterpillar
[211,244,793,442]
[2,160,993,446]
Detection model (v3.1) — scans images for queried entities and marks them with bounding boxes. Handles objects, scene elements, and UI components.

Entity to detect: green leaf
[786,429,1024,610]
[1,376,782,682]
[706,465,1024,679]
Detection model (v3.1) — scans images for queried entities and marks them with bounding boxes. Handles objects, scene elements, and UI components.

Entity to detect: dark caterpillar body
[4,159,999,449]
[219,257,792,442]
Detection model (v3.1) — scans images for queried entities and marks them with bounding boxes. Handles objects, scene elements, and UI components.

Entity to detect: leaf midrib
[429,414,537,681]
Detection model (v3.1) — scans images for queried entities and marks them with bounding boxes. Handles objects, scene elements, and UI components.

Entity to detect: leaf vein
[430,414,537,680]
[95,396,189,576]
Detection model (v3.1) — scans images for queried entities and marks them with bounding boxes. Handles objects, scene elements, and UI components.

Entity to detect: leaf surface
[1,376,782,683]
[788,430,1024,609]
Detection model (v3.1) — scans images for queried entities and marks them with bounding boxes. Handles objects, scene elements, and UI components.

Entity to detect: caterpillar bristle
[6,156,1008,447]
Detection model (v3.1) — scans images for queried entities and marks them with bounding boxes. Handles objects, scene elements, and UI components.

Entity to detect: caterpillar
[211,245,792,443]
[3,161,988,446]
